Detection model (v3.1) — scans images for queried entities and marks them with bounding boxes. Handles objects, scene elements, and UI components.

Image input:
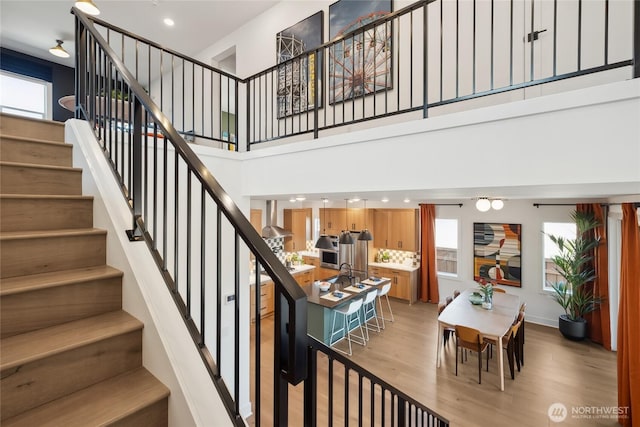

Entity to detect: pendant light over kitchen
[339,199,354,245]
[358,199,373,241]
[315,198,334,250]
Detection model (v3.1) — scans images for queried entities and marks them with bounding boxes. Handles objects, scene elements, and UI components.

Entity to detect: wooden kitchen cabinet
[346,208,372,231]
[373,209,390,249]
[302,255,319,268]
[389,209,418,251]
[368,265,418,304]
[372,209,418,252]
[250,209,262,233]
[317,267,338,281]
[320,208,346,235]
[250,280,274,321]
[294,269,314,286]
[284,208,311,252]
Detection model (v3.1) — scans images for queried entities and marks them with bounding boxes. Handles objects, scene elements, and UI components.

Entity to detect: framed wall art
[328,0,393,104]
[276,11,324,117]
[473,222,522,287]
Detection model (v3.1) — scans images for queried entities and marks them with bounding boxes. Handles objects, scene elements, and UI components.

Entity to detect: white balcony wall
[192,78,640,330]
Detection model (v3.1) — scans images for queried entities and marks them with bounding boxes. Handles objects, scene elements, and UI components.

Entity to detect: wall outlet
[225,294,236,304]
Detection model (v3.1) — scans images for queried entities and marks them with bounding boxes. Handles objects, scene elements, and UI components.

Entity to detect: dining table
[436,288,520,391]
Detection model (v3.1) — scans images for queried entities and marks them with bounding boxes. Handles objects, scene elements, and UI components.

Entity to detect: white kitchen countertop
[369,261,420,272]
[249,264,316,285]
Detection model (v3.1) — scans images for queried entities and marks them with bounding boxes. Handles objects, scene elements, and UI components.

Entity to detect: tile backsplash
[263,236,286,263]
[373,248,418,264]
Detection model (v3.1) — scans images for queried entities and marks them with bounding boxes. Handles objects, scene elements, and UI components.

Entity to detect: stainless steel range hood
[261,200,292,238]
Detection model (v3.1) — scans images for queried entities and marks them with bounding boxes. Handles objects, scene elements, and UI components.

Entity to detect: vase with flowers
[477,278,494,309]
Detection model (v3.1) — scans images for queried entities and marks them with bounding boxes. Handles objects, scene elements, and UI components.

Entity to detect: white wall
[239,79,640,199]
[195,78,640,332]
[67,120,236,427]
[435,201,571,327]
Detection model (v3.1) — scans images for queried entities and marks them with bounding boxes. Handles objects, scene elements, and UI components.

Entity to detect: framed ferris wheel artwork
[328,0,393,104]
[473,223,522,287]
[276,11,324,118]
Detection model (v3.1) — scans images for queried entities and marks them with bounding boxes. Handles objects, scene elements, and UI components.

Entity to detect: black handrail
[303,336,449,427]
[74,7,307,425]
[244,0,637,147]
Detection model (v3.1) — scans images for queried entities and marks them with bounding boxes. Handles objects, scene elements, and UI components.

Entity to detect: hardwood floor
[250,300,618,426]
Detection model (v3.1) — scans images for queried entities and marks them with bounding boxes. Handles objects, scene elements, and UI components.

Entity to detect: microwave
[319,235,339,269]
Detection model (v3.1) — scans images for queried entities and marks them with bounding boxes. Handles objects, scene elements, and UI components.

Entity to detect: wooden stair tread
[0,161,81,172]
[0,228,107,241]
[0,265,123,296]
[0,310,143,371]
[2,367,169,427]
[0,133,71,146]
[0,194,93,201]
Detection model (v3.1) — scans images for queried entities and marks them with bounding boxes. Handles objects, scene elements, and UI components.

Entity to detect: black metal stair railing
[73,6,449,427]
[245,0,637,148]
[73,8,307,426]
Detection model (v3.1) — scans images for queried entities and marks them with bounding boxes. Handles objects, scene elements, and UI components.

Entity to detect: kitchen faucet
[338,262,353,279]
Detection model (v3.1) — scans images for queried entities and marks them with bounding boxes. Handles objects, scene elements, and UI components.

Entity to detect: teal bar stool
[329,298,365,356]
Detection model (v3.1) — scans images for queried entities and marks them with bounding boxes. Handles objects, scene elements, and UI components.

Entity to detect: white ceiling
[1,1,637,205]
[0,0,278,68]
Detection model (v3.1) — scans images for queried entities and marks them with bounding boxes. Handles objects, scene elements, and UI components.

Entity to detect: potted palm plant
[546,210,603,340]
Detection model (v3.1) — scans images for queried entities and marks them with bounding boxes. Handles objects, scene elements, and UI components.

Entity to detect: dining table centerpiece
[477,278,494,309]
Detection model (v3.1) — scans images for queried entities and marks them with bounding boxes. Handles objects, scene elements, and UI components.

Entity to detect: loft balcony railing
[73,5,449,427]
[245,0,637,147]
[73,0,637,424]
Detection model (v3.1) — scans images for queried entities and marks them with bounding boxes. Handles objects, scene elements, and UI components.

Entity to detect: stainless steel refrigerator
[338,232,371,276]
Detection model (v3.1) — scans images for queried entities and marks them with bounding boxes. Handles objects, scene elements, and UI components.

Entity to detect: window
[542,221,576,289]
[435,218,458,276]
[0,71,52,119]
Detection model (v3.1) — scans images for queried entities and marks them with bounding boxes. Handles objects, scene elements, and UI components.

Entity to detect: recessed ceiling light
[289,198,296,203]
[381,198,389,203]
[351,198,360,202]
[403,198,411,203]
[164,18,175,27]
[295,196,306,201]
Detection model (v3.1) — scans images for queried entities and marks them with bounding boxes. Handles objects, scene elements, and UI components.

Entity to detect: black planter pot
[558,315,587,341]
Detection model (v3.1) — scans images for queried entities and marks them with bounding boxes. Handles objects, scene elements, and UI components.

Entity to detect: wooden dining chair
[516,307,526,367]
[438,303,455,345]
[484,315,523,380]
[454,325,489,384]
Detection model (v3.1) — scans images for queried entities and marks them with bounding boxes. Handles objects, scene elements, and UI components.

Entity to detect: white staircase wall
[67,119,235,427]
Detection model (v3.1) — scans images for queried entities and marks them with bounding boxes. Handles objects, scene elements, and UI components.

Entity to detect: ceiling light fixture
[315,198,334,250]
[295,196,306,201]
[49,40,70,58]
[491,199,504,210]
[75,0,100,15]
[403,198,411,203]
[475,198,491,212]
[339,199,354,245]
[163,18,175,27]
[381,197,389,203]
[358,199,373,241]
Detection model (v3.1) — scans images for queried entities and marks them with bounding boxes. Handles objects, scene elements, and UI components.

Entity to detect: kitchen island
[300,276,391,345]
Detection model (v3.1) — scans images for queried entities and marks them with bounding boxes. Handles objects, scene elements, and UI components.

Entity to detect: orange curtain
[617,203,640,427]
[419,204,439,303]
[577,203,611,349]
